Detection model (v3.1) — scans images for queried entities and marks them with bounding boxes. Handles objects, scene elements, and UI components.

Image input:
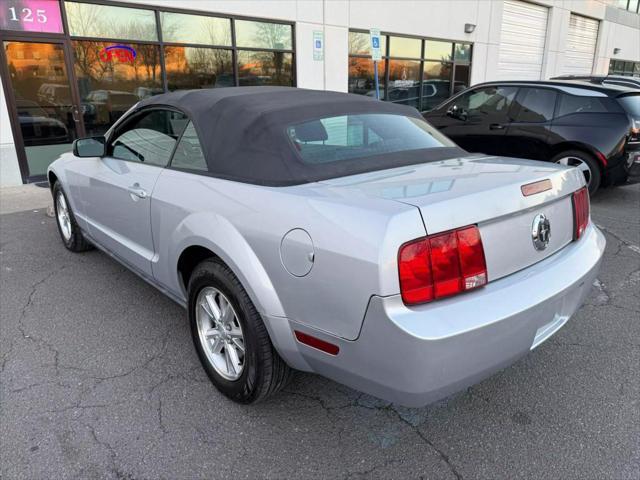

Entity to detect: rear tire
[52,182,92,252]
[188,258,292,404]
[552,150,601,196]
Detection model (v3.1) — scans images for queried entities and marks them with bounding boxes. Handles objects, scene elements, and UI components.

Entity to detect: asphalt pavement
[1,183,638,480]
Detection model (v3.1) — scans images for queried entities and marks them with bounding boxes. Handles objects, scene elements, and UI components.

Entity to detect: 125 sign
[1,1,64,33]
[8,7,48,24]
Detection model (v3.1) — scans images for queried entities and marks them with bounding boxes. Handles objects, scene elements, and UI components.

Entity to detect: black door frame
[0,34,85,183]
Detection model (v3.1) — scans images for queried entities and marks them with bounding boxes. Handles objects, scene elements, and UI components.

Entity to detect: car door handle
[489,123,505,130]
[127,185,148,199]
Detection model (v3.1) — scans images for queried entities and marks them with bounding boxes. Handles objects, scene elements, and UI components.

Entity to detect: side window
[453,86,518,117]
[557,94,610,117]
[513,88,557,123]
[171,122,208,171]
[110,109,187,167]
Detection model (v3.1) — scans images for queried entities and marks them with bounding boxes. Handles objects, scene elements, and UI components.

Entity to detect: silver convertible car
[48,87,605,406]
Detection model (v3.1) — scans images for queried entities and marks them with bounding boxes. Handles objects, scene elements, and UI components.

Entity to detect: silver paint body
[49,147,605,407]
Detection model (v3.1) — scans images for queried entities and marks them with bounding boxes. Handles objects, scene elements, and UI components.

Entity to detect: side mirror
[73,136,106,157]
[446,105,468,121]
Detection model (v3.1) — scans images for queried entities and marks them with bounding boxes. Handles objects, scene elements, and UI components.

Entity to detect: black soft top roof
[137,87,462,186]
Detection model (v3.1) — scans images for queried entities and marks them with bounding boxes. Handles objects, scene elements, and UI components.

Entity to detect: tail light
[572,187,590,240]
[398,225,487,305]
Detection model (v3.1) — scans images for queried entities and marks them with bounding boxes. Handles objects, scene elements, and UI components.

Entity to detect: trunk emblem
[532,214,551,251]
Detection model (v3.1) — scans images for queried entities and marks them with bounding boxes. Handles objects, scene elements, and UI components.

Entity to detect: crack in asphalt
[87,422,120,478]
[596,223,640,256]
[1,265,68,377]
[283,389,463,479]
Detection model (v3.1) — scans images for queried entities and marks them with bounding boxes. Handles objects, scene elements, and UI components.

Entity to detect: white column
[0,75,23,186]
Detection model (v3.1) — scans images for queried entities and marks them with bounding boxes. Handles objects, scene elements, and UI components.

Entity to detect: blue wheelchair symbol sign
[315,40,322,48]
[372,37,380,48]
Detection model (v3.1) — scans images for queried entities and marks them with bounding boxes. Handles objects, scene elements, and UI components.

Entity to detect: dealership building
[0,0,639,186]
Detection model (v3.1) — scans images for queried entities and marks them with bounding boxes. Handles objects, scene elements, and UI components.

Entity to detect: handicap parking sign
[370,28,382,61]
[313,30,324,61]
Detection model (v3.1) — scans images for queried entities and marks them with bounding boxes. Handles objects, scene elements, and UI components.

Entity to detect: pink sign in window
[1,0,64,34]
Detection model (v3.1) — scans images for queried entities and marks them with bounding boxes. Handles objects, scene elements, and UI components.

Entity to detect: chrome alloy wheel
[56,191,72,241]
[555,156,592,188]
[196,287,245,381]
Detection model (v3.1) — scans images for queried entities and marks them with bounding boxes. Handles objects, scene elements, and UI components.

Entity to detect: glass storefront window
[348,57,386,99]
[389,36,421,59]
[160,12,231,46]
[453,64,470,94]
[454,43,471,62]
[72,41,162,137]
[237,50,292,86]
[4,41,80,176]
[235,20,292,50]
[388,59,421,107]
[65,2,157,41]
[425,40,453,61]
[165,47,234,90]
[610,59,640,77]
[349,29,470,112]
[2,3,297,180]
[422,61,452,111]
[348,31,386,56]
[1,0,64,34]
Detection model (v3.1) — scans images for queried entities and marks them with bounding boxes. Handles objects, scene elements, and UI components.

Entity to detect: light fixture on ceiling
[464,23,476,34]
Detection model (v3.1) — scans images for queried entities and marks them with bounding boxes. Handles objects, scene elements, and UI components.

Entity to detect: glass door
[2,39,83,179]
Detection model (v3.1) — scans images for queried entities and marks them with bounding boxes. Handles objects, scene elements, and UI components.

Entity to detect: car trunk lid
[319,155,585,283]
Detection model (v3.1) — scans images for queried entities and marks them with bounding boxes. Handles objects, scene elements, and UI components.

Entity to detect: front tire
[188,259,292,404]
[52,182,92,252]
[553,150,601,195]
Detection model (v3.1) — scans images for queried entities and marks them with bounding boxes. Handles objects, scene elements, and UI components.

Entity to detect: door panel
[73,108,187,276]
[503,87,557,160]
[427,86,518,155]
[2,40,83,178]
[79,158,161,276]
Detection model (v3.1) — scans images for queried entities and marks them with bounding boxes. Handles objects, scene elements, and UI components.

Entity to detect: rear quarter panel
[549,112,629,161]
[150,169,425,340]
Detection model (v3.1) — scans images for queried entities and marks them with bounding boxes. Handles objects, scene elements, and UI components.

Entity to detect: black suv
[423,80,640,194]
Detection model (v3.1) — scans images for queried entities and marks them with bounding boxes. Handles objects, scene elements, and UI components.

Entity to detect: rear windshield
[618,95,640,117]
[287,114,455,164]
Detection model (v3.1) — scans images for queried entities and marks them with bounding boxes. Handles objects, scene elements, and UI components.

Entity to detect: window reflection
[349,31,386,56]
[349,30,471,112]
[348,57,386,99]
[237,51,292,86]
[389,37,421,59]
[65,2,157,41]
[454,43,471,62]
[425,40,453,61]
[72,41,162,137]
[453,64,470,93]
[165,47,233,90]
[4,41,80,176]
[235,20,292,50]
[160,12,231,46]
[422,61,452,111]
[388,59,421,107]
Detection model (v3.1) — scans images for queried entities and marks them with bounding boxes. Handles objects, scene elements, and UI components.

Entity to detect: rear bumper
[279,223,605,407]
[605,147,639,186]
